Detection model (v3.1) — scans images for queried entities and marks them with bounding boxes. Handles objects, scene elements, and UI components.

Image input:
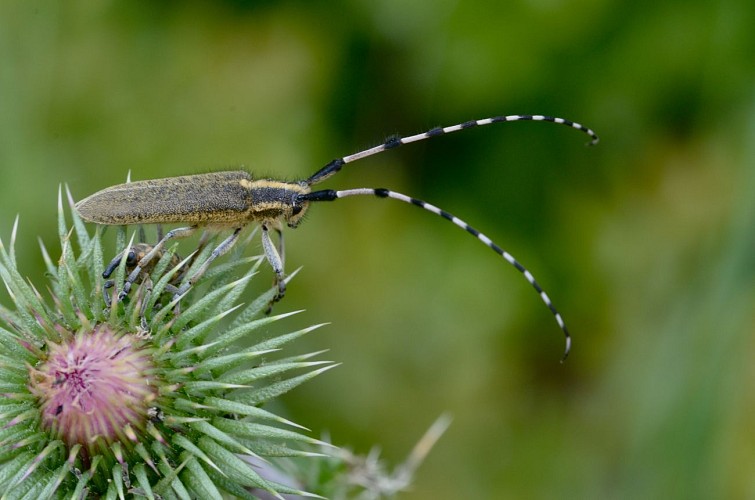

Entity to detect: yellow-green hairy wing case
[75,171,254,225]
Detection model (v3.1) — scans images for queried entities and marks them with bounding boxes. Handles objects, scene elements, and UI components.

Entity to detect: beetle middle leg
[173,227,244,298]
[104,240,185,307]
[103,242,150,307]
[261,223,286,313]
[120,225,198,299]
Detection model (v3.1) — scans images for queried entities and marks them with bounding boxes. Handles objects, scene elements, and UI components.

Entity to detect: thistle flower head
[0,187,333,498]
[28,324,157,452]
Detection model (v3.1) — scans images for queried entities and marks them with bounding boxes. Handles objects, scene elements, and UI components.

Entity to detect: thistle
[0,187,335,498]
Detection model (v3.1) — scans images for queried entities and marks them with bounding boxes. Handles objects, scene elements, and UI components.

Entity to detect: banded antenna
[301,115,599,361]
[76,114,598,361]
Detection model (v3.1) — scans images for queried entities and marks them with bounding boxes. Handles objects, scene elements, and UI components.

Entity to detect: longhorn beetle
[75,114,599,360]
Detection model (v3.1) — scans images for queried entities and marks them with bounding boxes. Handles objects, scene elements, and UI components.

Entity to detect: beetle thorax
[243,179,311,227]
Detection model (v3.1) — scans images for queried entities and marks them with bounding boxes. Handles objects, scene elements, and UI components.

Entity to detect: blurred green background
[1,1,753,498]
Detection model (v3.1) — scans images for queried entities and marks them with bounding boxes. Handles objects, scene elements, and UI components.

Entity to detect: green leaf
[188,420,255,456]
[192,348,278,374]
[246,323,326,353]
[172,434,224,477]
[218,361,332,385]
[202,397,307,430]
[173,275,254,332]
[211,417,328,447]
[199,310,302,358]
[198,436,279,494]
[133,462,156,500]
[0,451,34,496]
[235,364,338,405]
[30,465,68,500]
[171,303,242,350]
[111,463,125,500]
[243,442,326,459]
[155,460,192,500]
[181,454,223,500]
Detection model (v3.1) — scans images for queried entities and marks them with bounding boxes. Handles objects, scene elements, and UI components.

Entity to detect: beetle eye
[126,250,137,265]
[292,205,302,216]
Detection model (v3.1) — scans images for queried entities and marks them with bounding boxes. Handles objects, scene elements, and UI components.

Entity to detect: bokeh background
[2,1,753,498]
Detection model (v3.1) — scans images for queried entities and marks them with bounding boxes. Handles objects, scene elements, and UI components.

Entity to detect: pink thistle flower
[28,326,157,452]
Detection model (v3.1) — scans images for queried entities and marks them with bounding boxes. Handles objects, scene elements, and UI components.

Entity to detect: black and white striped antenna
[306,114,598,186]
[77,113,598,361]
[301,115,599,361]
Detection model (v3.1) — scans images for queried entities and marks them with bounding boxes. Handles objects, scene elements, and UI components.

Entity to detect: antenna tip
[560,335,571,363]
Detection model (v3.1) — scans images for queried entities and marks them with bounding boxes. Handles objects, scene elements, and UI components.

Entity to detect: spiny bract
[0,187,333,499]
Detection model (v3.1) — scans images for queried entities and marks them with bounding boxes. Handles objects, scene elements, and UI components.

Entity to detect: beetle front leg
[261,224,286,311]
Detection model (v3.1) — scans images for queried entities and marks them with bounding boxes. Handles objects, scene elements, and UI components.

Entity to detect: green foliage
[1,1,753,498]
[0,193,333,497]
